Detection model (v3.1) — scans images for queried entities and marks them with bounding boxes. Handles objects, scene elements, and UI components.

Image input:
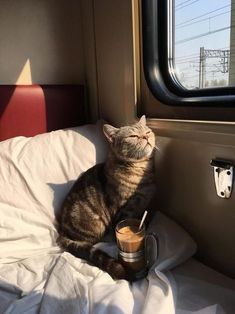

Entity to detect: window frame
[141,0,235,108]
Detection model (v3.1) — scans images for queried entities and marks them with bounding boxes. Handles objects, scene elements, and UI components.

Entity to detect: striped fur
[57,116,156,280]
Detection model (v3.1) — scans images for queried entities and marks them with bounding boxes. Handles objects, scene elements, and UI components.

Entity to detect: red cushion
[0,85,85,141]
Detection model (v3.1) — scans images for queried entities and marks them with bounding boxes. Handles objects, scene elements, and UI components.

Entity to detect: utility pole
[199,48,229,88]
[204,49,229,73]
[199,47,205,88]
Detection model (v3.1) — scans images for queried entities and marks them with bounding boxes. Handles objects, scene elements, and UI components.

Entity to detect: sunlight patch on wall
[15,59,32,84]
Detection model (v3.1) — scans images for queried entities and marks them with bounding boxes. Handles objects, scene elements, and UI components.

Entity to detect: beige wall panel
[94,0,136,126]
[0,0,84,84]
[149,120,235,278]
[80,0,99,122]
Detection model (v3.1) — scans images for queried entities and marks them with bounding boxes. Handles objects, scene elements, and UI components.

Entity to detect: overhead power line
[175,0,195,8]
[176,4,230,27]
[176,25,232,44]
[176,10,231,29]
[175,43,235,61]
[176,0,199,11]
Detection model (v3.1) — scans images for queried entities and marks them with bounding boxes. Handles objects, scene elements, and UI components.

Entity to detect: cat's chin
[133,151,154,162]
[143,143,154,157]
[113,145,154,162]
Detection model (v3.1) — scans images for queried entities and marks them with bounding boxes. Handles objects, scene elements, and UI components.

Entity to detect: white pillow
[0,121,108,263]
[146,211,197,271]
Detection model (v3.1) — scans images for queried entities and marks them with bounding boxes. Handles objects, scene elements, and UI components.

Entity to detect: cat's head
[103,116,156,161]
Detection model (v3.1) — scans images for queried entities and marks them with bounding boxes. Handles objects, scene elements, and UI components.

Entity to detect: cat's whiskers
[154,145,160,152]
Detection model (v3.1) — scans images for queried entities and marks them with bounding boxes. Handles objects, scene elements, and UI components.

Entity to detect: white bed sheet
[0,252,175,314]
[1,253,235,314]
[169,258,235,314]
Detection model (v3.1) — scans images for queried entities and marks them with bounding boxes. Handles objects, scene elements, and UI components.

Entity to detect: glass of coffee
[115,218,146,279]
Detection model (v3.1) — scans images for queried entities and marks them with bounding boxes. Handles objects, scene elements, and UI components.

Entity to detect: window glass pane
[173,0,233,90]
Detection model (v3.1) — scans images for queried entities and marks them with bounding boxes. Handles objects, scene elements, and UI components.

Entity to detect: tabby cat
[57,116,156,280]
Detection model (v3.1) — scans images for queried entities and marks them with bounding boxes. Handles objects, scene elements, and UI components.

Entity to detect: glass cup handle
[145,232,158,269]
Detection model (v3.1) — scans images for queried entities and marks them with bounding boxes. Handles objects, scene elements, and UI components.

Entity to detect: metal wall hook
[210,159,233,199]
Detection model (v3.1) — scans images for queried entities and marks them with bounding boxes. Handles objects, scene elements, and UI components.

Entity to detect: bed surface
[0,100,234,313]
[171,258,235,314]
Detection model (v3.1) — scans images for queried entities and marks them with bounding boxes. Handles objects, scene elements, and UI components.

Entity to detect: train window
[141,0,235,120]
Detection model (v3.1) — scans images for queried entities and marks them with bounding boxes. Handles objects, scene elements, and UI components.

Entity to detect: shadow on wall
[153,133,235,279]
[0,0,84,85]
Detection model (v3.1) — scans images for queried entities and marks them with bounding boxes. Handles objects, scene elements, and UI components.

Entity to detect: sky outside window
[174,0,232,89]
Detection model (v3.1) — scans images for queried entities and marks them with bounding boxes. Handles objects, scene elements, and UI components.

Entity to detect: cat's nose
[142,134,149,140]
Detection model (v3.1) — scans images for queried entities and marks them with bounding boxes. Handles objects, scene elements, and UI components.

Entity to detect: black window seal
[142,0,235,108]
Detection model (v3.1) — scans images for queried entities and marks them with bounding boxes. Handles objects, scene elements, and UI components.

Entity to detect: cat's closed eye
[129,135,139,138]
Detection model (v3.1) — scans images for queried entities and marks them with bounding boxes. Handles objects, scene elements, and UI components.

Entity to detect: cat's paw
[109,262,135,281]
[109,261,127,280]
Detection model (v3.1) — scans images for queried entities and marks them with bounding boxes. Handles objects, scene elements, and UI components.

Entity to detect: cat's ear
[139,115,146,126]
[103,124,118,143]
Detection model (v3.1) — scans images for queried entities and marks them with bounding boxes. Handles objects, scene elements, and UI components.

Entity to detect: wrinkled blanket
[0,251,174,314]
[1,249,235,314]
